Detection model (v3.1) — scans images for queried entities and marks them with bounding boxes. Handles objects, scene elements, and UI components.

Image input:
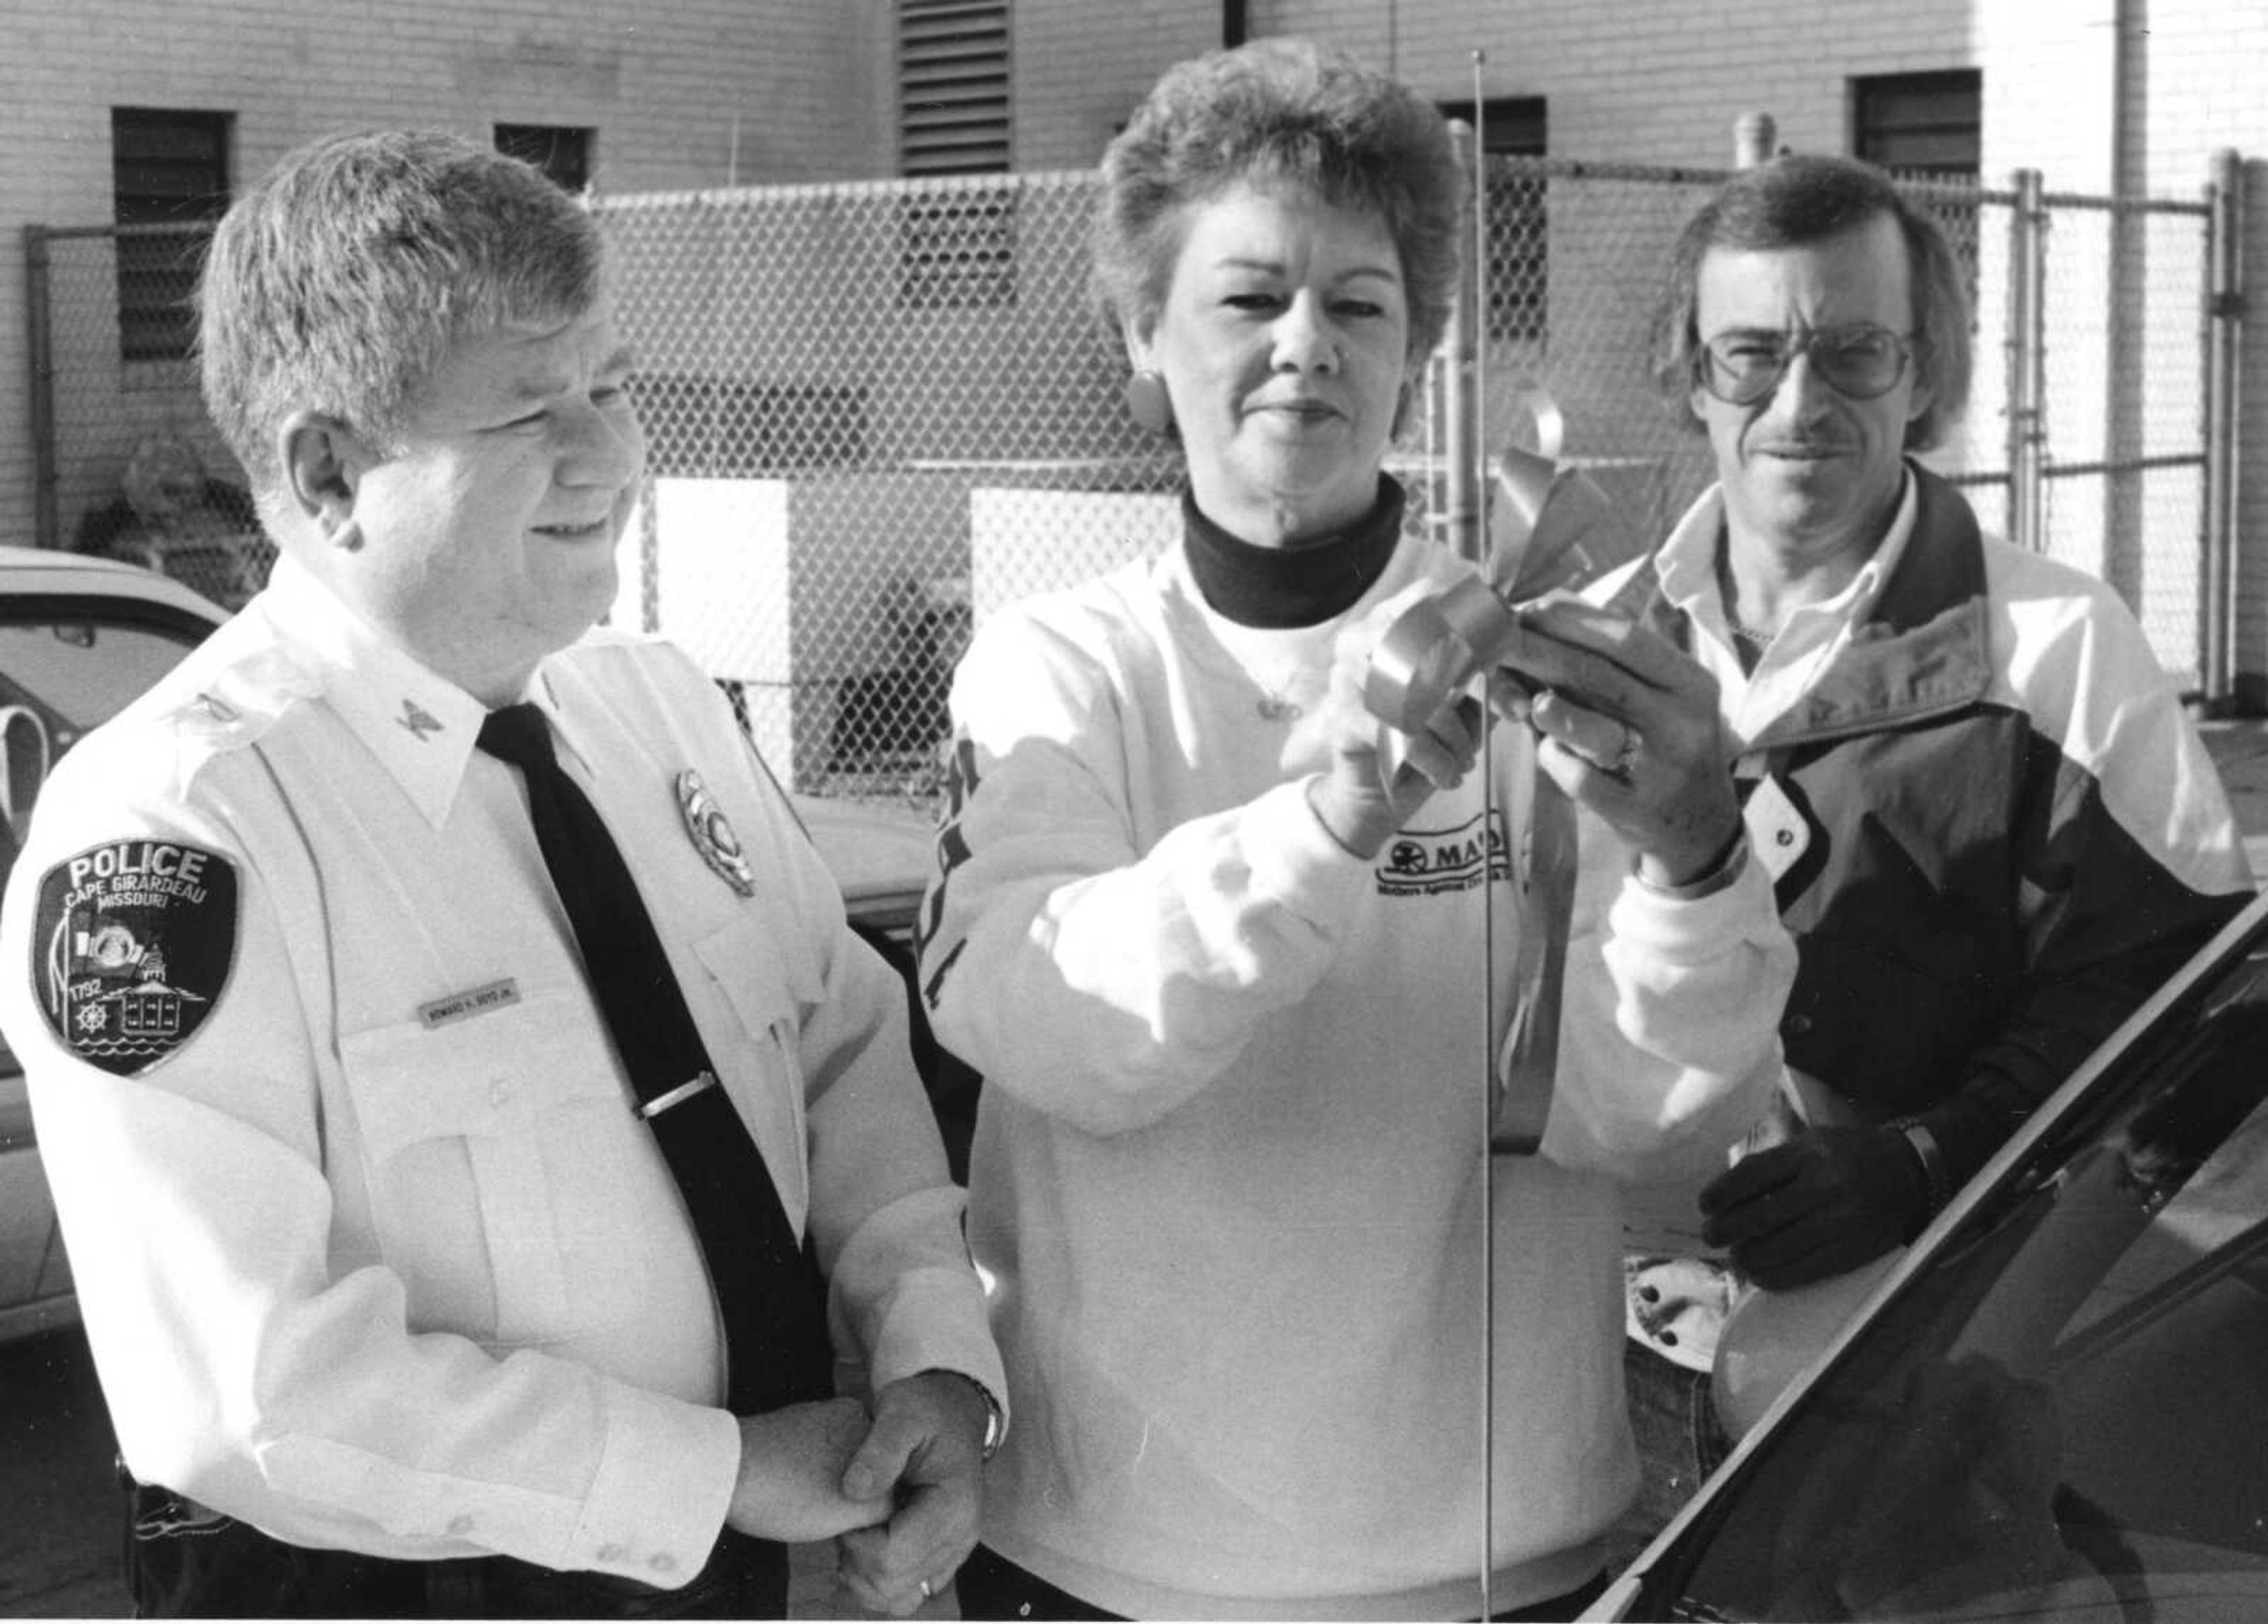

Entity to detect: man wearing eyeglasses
[1588,152,2253,1560]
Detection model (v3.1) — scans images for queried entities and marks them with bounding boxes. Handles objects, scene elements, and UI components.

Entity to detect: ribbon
[1363,442,1613,1155]
[1364,446,1611,733]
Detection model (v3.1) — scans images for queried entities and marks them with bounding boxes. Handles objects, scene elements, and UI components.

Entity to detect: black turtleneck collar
[1182,476,1407,630]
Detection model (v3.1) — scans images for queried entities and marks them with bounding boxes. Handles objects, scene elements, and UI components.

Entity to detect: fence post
[1733,113,1777,169]
[2006,169,2048,554]
[23,226,58,551]
[2202,148,2245,709]
[1439,121,1483,564]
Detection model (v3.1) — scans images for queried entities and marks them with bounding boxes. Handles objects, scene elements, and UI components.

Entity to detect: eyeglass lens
[1702,327,1909,404]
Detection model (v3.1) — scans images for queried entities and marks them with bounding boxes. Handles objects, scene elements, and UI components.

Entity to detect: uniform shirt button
[1784,1013,1813,1036]
[447,1514,474,1535]
[1775,827,1797,847]
[649,1553,678,1575]
[488,1080,513,1108]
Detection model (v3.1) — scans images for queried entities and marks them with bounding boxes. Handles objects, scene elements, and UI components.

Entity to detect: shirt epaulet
[148,645,314,782]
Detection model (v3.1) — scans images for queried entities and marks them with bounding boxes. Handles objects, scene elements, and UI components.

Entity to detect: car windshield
[1631,908,2268,1623]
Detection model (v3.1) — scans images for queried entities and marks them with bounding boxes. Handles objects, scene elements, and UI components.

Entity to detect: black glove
[1698,1126,1930,1290]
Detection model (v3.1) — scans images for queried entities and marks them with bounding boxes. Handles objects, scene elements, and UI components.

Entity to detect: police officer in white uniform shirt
[0,130,1002,1619]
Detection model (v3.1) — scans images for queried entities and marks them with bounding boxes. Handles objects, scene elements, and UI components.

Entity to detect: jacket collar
[1603,462,1995,749]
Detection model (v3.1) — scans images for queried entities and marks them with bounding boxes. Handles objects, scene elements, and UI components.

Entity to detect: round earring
[1125,369,1175,436]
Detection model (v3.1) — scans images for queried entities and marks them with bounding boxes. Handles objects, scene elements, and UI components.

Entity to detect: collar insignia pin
[397,699,444,741]
[676,771,756,897]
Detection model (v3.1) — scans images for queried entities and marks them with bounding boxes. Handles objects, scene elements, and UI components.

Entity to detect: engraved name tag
[418,978,523,1029]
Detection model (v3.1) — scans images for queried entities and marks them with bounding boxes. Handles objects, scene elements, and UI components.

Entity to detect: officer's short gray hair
[200,129,606,492]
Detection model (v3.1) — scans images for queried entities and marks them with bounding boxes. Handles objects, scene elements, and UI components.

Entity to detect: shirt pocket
[692,912,822,1230]
[340,987,636,1342]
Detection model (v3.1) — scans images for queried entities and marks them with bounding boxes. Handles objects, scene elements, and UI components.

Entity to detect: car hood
[792,795,935,920]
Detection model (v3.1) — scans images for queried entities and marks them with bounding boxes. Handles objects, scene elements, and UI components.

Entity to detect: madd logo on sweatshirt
[30,839,237,1076]
[1377,809,1510,898]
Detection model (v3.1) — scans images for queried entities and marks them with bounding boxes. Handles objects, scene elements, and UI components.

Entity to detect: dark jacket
[1598,466,2251,1186]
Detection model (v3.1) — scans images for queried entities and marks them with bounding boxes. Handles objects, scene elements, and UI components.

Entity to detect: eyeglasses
[1695,325,1914,406]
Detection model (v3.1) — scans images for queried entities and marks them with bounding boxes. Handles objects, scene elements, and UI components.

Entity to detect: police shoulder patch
[30,839,237,1077]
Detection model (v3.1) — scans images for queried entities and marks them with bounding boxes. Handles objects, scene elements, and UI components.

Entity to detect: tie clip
[637,1070,719,1120]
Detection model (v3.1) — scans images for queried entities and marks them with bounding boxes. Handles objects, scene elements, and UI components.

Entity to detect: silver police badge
[676,771,756,896]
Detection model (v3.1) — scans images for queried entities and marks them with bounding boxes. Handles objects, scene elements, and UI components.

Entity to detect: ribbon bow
[1364,445,1612,733]
[1363,444,1612,1155]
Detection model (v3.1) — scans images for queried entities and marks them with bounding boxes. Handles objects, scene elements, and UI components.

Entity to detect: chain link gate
[24,158,2223,807]
[2016,184,2217,692]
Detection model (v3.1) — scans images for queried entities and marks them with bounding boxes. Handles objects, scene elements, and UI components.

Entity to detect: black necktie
[477,703,833,1414]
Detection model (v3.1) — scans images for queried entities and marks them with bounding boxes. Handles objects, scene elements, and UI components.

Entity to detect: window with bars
[1853,70,1982,176]
[496,124,594,194]
[112,108,231,363]
[898,0,1014,308]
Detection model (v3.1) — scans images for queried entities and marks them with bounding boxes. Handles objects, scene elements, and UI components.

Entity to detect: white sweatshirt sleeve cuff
[1246,778,1374,922]
[1605,838,1781,961]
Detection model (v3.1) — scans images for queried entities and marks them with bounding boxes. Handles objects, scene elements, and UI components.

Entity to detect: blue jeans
[1606,1337,1731,1574]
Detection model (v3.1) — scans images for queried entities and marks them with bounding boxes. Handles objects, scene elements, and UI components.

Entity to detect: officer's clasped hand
[833,1371,990,1617]
[1698,1125,1930,1291]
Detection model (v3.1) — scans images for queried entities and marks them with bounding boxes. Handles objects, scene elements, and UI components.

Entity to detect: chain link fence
[24,221,270,612]
[24,156,2223,806]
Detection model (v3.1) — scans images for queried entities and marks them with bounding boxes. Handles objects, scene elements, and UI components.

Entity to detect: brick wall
[1012,0,1219,170]
[2128,1,2268,703]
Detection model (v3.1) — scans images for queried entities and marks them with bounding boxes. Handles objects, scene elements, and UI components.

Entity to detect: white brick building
[9,0,2267,697]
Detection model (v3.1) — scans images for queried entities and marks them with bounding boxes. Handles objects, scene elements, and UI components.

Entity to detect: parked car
[0,545,946,1343]
[1588,887,2268,1623]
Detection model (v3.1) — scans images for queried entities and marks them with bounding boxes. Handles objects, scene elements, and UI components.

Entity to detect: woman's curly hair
[1092,37,1464,368]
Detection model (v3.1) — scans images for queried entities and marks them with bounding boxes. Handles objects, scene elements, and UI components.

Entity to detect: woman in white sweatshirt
[916,38,1795,1622]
